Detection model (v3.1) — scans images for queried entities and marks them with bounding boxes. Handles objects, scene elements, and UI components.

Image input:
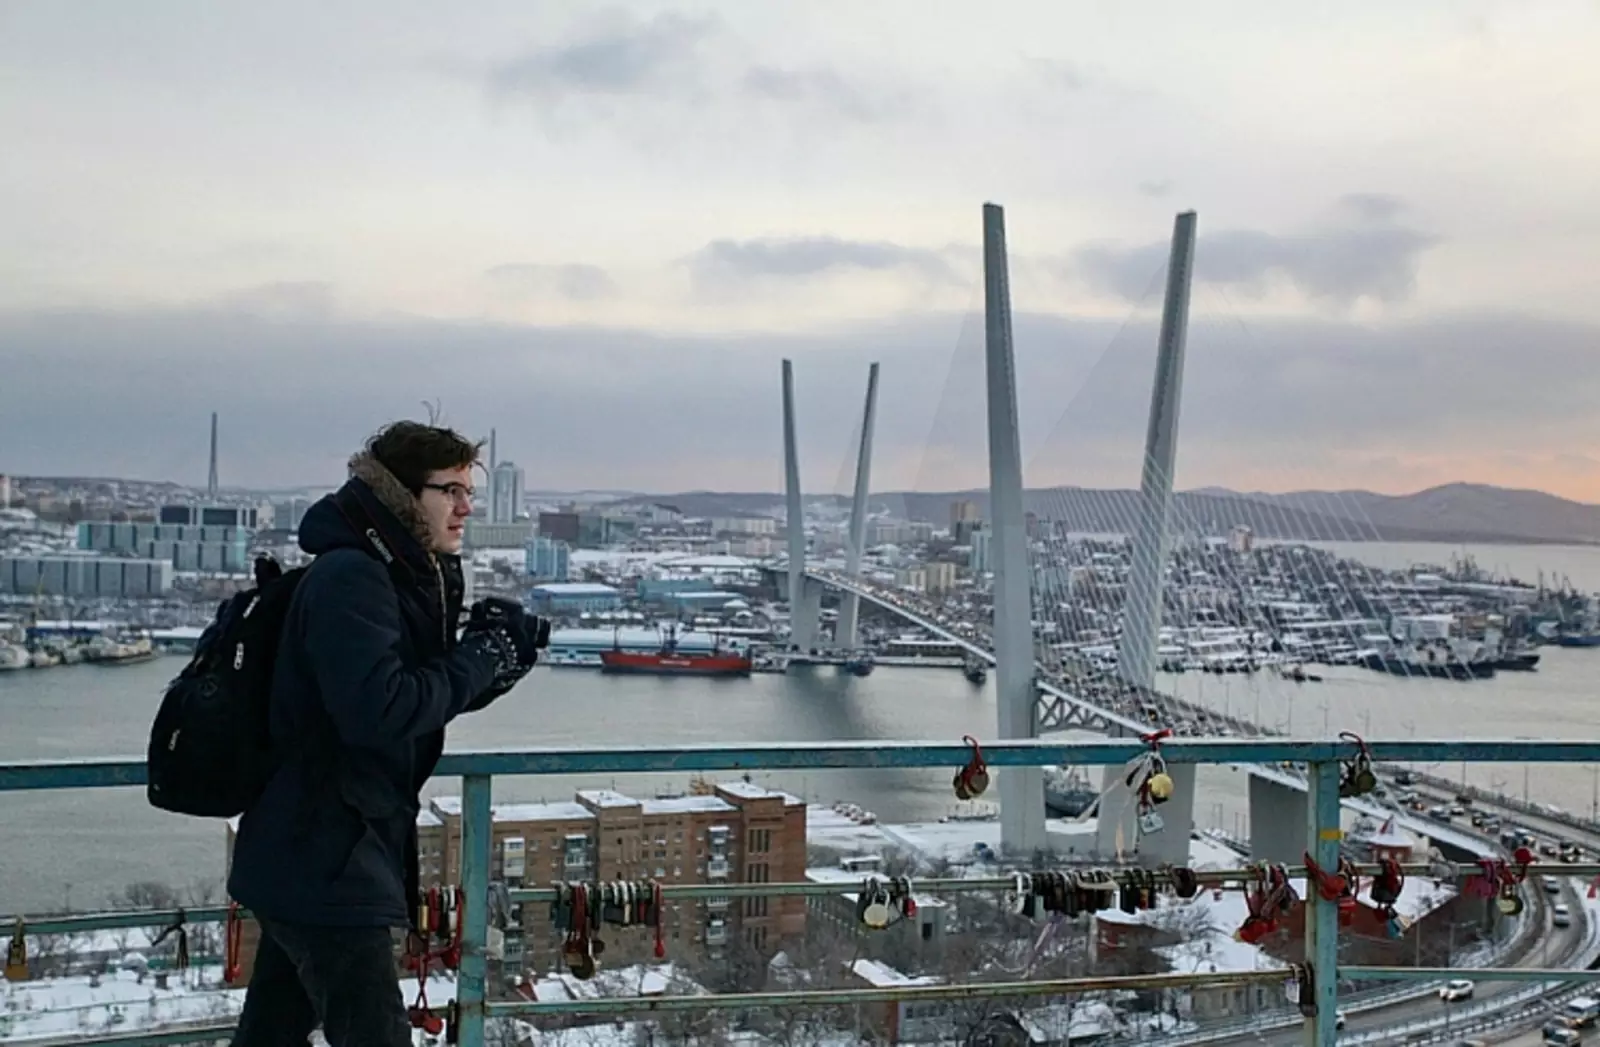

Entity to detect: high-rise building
[970,528,992,573]
[0,474,11,510]
[489,461,524,524]
[525,535,571,582]
[949,499,979,533]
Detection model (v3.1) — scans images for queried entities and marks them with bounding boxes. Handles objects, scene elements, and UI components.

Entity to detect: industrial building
[78,504,258,574]
[463,519,533,549]
[1,554,174,597]
[526,581,623,615]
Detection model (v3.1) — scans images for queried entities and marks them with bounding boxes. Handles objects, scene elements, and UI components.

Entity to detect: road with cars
[1248,883,1582,1047]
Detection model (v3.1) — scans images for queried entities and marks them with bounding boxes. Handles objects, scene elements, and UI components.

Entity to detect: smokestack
[207,412,219,498]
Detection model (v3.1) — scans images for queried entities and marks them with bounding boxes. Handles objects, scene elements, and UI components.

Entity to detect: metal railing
[5,737,1600,1047]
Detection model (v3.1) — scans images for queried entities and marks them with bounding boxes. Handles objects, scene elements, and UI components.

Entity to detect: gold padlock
[1146,771,1175,804]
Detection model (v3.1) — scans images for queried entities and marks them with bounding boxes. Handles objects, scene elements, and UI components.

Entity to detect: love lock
[953,735,989,800]
[1386,912,1412,939]
[1008,872,1033,917]
[1145,761,1175,806]
[1338,732,1378,798]
[1138,806,1165,834]
[893,877,918,919]
[1497,881,1524,916]
[858,878,893,929]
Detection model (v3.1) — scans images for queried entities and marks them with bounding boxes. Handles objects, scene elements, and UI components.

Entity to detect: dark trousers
[231,918,413,1047]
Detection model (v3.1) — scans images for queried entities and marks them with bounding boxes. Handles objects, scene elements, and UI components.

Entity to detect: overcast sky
[4,1,1599,500]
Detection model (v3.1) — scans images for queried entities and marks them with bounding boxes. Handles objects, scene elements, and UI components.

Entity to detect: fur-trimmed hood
[346,451,434,554]
[294,451,438,575]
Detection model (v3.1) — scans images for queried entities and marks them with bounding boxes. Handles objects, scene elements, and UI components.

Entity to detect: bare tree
[120,881,181,911]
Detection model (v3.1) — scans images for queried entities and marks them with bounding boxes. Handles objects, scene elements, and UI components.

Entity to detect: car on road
[1544,875,1564,894]
[1553,903,1573,928]
[1439,979,1475,1002]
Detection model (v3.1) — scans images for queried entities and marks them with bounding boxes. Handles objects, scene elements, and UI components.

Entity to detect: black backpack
[146,556,308,818]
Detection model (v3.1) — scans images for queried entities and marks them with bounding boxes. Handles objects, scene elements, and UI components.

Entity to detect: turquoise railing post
[1305,758,1341,1047]
[457,773,492,1047]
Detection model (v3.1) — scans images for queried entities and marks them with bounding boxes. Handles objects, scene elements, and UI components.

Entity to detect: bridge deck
[804,566,1497,858]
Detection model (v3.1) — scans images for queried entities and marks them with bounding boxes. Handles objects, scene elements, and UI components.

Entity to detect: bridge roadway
[803,566,1498,859]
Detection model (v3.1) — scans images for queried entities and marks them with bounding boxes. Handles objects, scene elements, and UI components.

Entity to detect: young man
[229,421,547,1046]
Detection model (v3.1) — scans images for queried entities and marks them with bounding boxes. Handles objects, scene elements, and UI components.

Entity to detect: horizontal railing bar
[7,737,1600,791]
[484,968,1291,1016]
[12,861,1582,934]
[9,1025,234,1047]
[1344,966,1600,983]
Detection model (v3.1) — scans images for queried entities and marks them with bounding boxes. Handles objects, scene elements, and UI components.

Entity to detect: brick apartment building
[428,780,806,975]
[224,781,806,986]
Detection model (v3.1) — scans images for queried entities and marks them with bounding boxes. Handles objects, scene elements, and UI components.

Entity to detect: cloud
[1027,57,1090,92]
[740,65,909,123]
[3,302,1599,500]
[685,237,963,293]
[485,264,618,302]
[1070,196,1442,306]
[484,11,715,102]
[209,281,337,320]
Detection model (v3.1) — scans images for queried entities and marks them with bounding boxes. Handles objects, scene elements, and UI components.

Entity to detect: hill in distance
[628,483,1600,546]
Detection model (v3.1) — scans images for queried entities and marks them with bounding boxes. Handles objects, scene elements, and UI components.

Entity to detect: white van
[1562,996,1600,1027]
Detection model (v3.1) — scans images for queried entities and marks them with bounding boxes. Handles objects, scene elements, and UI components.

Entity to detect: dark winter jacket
[227,452,504,928]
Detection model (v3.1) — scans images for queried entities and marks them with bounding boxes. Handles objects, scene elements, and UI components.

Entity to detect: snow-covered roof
[493,802,597,824]
[576,788,638,809]
[849,957,941,988]
[433,795,595,824]
[716,780,804,805]
[641,796,735,815]
[532,582,620,596]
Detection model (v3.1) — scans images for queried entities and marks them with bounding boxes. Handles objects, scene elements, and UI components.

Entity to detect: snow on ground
[0,964,461,1044]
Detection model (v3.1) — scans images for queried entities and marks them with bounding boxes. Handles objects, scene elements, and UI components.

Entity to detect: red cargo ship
[599,626,752,677]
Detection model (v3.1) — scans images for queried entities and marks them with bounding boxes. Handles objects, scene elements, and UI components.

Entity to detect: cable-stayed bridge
[769,204,1510,865]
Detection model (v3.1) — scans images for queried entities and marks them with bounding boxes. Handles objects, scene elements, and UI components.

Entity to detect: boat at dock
[599,625,752,677]
[1043,766,1099,818]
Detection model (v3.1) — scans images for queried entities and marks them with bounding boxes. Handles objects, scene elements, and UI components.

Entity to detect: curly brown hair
[366,421,485,494]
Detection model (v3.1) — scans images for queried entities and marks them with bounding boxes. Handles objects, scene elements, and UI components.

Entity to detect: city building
[527,582,623,615]
[948,500,979,533]
[78,506,256,574]
[708,516,778,536]
[268,498,315,532]
[1,554,174,597]
[526,535,571,582]
[490,461,525,524]
[158,505,258,528]
[969,528,992,573]
[427,781,806,974]
[538,511,581,545]
[805,855,951,964]
[464,519,534,549]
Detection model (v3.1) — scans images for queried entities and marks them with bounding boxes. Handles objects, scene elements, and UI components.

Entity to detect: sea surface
[2,539,1598,916]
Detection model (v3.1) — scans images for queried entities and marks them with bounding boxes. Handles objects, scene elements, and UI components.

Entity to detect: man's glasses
[421,482,475,505]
